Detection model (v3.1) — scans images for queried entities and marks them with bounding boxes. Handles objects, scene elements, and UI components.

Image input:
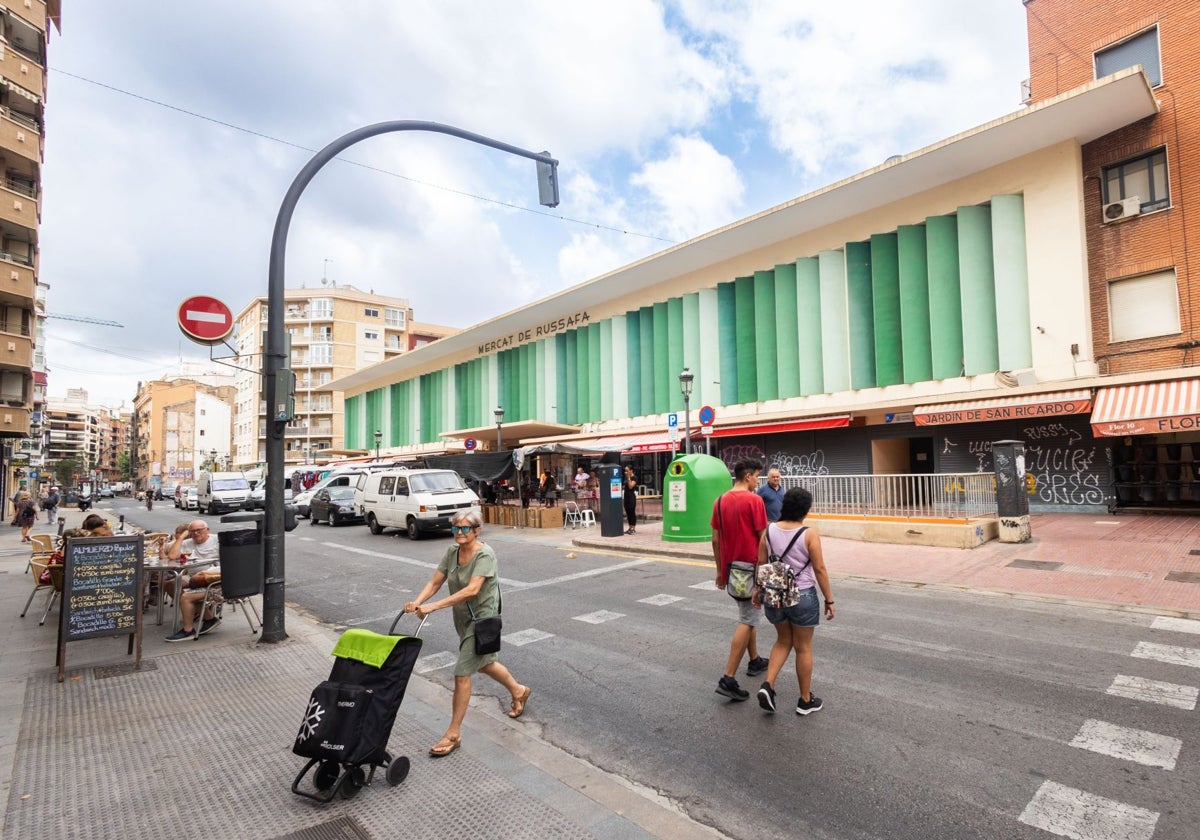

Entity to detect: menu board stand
[57,534,144,683]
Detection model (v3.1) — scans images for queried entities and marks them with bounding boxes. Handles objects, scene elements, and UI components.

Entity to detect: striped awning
[563,431,680,454]
[2,80,39,104]
[1090,379,1200,437]
[914,389,1092,426]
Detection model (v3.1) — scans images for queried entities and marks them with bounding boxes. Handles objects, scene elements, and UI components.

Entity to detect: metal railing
[779,472,997,521]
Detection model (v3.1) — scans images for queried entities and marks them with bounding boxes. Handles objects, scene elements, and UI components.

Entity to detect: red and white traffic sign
[463,437,478,451]
[177,295,234,345]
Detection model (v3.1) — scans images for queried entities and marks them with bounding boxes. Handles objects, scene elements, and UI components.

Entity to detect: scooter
[77,494,92,512]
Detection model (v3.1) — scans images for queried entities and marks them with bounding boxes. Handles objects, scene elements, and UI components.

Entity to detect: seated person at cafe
[81,513,114,537]
[165,519,222,642]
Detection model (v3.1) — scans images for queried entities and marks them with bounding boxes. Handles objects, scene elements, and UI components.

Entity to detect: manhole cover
[1006,559,1063,571]
[93,660,158,680]
[1166,571,1200,584]
[268,816,372,840]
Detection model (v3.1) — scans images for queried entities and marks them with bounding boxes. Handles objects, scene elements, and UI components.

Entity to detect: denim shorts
[764,586,819,627]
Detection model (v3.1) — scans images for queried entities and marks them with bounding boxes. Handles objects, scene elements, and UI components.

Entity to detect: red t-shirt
[710,489,767,575]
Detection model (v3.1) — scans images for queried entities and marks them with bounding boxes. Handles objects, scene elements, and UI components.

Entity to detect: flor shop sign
[477,311,591,355]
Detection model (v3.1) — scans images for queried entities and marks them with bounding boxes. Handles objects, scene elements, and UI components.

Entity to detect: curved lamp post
[262,122,559,643]
[374,429,382,461]
[678,368,694,455]
[494,406,505,451]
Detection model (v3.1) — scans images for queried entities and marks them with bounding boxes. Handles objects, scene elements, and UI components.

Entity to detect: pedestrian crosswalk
[1019,614,1200,839]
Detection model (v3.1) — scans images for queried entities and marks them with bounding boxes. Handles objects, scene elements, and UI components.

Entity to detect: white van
[197,470,251,514]
[357,468,480,539]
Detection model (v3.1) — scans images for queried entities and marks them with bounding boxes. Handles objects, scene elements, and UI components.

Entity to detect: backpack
[756,527,808,608]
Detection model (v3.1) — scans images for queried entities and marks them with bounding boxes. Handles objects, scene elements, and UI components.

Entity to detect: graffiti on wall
[716,444,832,480]
[943,421,1105,506]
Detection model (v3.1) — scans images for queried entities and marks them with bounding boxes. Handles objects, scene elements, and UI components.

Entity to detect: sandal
[508,686,532,719]
[428,734,461,757]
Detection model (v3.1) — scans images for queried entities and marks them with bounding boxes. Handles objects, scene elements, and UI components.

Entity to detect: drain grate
[1006,559,1064,571]
[1166,571,1200,584]
[1189,550,1200,556]
[268,817,372,840]
[93,660,158,680]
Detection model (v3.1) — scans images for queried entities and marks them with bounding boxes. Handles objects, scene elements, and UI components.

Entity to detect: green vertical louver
[564,331,578,423]
[599,321,613,420]
[773,263,800,399]
[573,331,588,422]
[587,323,601,422]
[753,270,779,401]
[957,204,999,375]
[667,297,684,412]
[717,282,738,406]
[734,276,756,404]
[795,257,823,396]
[991,194,1032,370]
[344,395,362,449]
[652,302,669,414]
[846,241,876,390]
[926,215,963,380]
[625,311,641,418]
[555,334,568,424]
[870,232,903,387]
[639,306,655,416]
[818,250,849,393]
[897,225,932,383]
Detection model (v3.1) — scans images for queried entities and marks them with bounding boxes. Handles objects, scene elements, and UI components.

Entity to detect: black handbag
[466,580,502,655]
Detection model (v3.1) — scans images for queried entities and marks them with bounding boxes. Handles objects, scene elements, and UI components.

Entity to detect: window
[1096,26,1161,87]
[318,372,331,385]
[385,308,406,327]
[364,330,379,340]
[1108,270,1180,342]
[310,298,333,319]
[364,307,379,318]
[363,351,381,363]
[311,344,332,365]
[1103,149,1168,212]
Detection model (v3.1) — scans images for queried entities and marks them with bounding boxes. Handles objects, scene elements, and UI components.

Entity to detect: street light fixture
[374,429,382,461]
[494,406,504,451]
[678,368,694,455]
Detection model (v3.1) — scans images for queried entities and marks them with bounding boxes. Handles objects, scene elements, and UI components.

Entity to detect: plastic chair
[578,507,596,527]
[22,559,63,626]
[563,502,583,529]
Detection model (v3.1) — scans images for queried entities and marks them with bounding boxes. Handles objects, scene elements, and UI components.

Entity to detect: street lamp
[374,429,382,461]
[678,368,694,455]
[494,406,504,451]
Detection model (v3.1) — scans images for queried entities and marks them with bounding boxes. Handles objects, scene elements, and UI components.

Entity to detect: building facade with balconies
[231,284,455,469]
[132,376,235,495]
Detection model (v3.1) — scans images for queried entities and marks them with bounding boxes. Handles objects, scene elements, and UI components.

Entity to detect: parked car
[309,487,363,526]
[158,482,179,502]
[174,483,196,508]
[247,483,293,509]
[181,485,199,510]
[357,468,479,539]
[293,469,370,518]
[98,486,114,498]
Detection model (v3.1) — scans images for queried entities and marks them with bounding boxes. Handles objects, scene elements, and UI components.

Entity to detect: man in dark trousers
[710,459,769,700]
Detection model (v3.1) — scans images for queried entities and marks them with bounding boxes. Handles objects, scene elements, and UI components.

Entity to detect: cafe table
[142,558,217,630]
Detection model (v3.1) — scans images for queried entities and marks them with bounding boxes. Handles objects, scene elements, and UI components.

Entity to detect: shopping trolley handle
[388,610,428,637]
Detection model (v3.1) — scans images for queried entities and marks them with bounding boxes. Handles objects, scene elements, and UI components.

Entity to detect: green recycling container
[661,454,732,543]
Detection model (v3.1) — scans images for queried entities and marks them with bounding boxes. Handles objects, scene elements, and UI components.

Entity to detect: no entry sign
[177,295,234,344]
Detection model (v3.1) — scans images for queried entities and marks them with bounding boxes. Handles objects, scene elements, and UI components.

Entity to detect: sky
[40,0,1030,409]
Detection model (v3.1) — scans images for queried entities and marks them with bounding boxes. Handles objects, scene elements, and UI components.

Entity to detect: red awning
[709,416,849,437]
[913,390,1092,426]
[1090,379,1200,437]
[564,431,680,454]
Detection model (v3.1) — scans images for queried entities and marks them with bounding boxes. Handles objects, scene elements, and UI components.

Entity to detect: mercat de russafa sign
[477,310,591,356]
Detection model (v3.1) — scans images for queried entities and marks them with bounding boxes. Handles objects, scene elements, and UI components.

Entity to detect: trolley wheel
[339,766,366,799]
[314,760,339,792]
[386,755,410,786]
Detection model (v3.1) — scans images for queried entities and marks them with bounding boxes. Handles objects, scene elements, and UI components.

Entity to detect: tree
[117,452,131,480]
[52,458,81,487]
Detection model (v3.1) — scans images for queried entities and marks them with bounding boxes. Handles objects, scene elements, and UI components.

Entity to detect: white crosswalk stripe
[1069,719,1181,770]
[1151,616,1200,635]
[573,610,624,624]
[689,580,719,591]
[1132,641,1200,669]
[1107,674,1199,710]
[414,651,457,674]
[503,628,554,646]
[638,594,685,606]
[1019,780,1159,840]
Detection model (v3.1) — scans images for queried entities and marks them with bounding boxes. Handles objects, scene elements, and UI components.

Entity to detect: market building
[330,0,1200,515]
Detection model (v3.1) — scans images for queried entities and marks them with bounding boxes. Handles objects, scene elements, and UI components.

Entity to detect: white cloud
[630,135,744,241]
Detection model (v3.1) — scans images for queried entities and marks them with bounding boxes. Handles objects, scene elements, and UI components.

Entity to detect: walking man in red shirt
[710,459,769,700]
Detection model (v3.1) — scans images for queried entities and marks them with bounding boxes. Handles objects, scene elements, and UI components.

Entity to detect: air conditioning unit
[1103,196,1142,223]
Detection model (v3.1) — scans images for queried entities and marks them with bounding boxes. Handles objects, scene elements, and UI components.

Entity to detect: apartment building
[132,376,236,495]
[43,388,126,485]
[0,2,59,504]
[231,284,455,469]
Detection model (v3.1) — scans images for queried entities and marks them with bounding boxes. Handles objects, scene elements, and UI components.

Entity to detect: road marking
[1151,616,1200,635]
[415,651,457,674]
[639,594,684,606]
[297,537,316,542]
[689,580,719,591]
[573,610,625,624]
[1106,675,1199,710]
[1019,780,1158,840]
[878,634,954,653]
[1094,521,1123,526]
[504,628,554,646]
[1132,641,1200,669]
[1069,719,1181,770]
[514,558,652,591]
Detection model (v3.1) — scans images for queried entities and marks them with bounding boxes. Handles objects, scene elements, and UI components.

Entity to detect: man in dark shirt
[756,468,784,522]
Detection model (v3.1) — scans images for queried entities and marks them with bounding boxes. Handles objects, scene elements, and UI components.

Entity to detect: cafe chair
[26,533,55,574]
[195,551,263,637]
[22,558,64,626]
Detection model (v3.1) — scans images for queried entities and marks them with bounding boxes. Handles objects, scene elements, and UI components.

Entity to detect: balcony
[0,109,40,165]
[0,46,44,99]
[5,0,48,33]
[0,332,31,370]
[0,405,29,437]
[0,182,37,229]
[0,256,33,306]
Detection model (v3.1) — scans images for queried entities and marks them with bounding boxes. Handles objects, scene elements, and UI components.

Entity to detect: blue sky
[40,0,1030,407]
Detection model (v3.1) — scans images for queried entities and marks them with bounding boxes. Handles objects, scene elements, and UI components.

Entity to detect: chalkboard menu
[60,534,143,641]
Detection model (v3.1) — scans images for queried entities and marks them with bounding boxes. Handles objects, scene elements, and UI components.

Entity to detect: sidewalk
[0,508,725,840]
[570,512,1200,619]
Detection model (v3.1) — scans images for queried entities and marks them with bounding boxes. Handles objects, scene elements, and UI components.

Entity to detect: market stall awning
[709,415,849,437]
[1090,379,1200,437]
[913,389,1092,426]
[567,431,681,454]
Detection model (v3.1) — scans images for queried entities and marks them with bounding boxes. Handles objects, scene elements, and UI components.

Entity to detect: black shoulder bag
[462,548,502,655]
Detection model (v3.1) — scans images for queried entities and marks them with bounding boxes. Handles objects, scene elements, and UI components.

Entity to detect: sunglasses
[450,525,476,535]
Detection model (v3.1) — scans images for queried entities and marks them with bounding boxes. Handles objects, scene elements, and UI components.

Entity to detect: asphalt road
[113,499,1200,840]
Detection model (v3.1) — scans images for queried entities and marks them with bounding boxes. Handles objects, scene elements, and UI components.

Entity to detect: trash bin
[662,454,732,543]
[216,523,264,596]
